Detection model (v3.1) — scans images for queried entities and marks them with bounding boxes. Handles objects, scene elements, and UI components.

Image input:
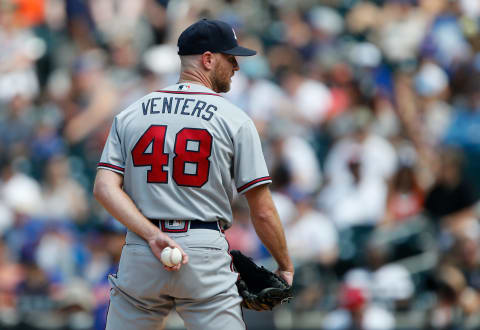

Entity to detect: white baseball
[170,247,182,266]
[161,247,174,267]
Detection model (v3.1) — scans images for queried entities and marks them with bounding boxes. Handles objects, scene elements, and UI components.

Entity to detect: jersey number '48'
[131,125,212,187]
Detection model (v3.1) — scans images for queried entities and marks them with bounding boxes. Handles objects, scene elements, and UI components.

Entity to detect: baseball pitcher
[93,18,294,330]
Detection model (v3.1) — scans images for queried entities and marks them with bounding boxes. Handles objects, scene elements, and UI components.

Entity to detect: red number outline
[173,128,213,188]
[131,126,213,188]
[131,125,169,183]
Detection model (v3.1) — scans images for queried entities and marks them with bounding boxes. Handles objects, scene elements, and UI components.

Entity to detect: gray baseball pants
[105,228,245,330]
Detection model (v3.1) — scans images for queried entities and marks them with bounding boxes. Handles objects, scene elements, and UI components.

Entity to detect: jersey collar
[157,83,222,97]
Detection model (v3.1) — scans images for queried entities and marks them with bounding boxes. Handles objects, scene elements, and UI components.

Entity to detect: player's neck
[178,70,215,92]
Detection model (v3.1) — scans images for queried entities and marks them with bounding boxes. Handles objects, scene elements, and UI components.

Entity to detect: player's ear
[201,51,215,70]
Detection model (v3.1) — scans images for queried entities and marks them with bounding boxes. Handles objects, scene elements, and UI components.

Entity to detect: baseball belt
[148,219,220,233]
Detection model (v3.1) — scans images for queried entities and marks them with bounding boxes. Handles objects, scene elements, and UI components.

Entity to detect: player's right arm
[93,169,188,270]
[245,185,294,285]
[95,115,187,270]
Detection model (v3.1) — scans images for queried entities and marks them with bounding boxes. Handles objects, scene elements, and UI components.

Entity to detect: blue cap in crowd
[177,19,256,56]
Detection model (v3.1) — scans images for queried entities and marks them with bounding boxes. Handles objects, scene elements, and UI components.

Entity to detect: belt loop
[161,220,189,233]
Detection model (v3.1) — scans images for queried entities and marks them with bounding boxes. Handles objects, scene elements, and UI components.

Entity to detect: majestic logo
[232,28,237,40]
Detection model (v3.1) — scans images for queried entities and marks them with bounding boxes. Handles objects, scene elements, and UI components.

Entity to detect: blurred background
[1,0,480,329]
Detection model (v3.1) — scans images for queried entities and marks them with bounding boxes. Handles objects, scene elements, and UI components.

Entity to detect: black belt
[149,219,220,232]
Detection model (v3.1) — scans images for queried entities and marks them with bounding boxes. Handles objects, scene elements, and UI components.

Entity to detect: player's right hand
[148,232,189,271]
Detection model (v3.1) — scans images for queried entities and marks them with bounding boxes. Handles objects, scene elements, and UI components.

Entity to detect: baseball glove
[230,250,293,311]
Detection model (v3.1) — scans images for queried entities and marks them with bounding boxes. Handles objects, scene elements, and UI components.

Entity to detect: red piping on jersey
[155,90,222,97]
[98,162,125,172]
[237,176,272,193]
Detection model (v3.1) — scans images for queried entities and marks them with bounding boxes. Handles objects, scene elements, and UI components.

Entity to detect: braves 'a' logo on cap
[232,28,237,40]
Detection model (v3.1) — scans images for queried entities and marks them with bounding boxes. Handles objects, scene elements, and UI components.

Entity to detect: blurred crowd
[1,0,480,329]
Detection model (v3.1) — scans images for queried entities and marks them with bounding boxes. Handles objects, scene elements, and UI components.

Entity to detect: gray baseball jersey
[98,82,271,226]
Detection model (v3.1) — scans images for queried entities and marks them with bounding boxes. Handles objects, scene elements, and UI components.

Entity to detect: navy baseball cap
[177,19,256,56]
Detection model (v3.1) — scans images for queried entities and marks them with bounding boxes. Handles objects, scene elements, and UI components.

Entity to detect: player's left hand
[148,232,189,271]
[276,269,294,286]
[230,250,293,311]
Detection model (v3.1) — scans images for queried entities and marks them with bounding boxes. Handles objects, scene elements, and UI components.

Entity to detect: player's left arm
[245,184,294,285]
[93,169,189,270]
[232,119,293,284]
